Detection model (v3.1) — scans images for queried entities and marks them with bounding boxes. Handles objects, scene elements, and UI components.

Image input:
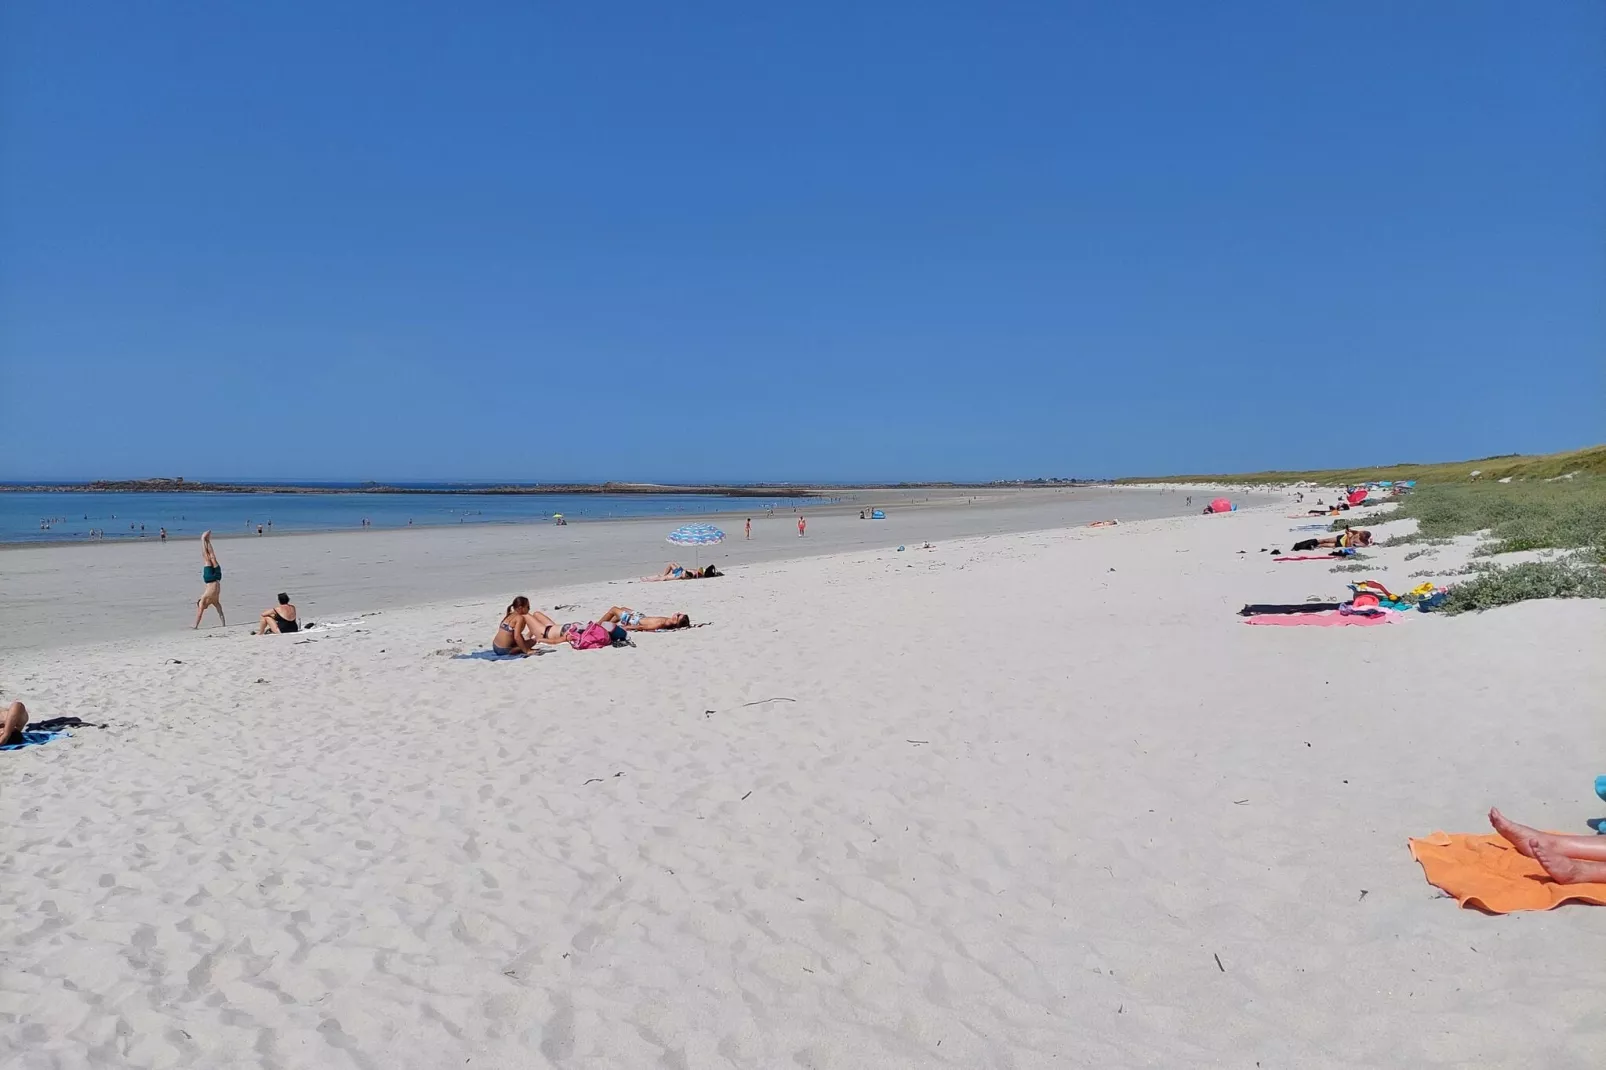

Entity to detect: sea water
[0,487,820,544]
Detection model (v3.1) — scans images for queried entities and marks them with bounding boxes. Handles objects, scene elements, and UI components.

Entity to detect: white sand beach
[2,490,1603,1068]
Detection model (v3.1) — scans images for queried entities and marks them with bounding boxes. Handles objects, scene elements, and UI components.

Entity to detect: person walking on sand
[159,527,166,542]
[798,515,806,537]
[193,530,225,629]
[745,517,751,540]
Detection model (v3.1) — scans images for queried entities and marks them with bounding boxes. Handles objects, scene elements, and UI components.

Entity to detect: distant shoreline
[1,479,1105,496]
[2,480,821,497]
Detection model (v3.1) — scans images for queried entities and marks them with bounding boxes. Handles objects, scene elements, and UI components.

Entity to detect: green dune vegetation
[1116,443,1606,486]
[1120,444,1606,614]
[1378,477,1606,613]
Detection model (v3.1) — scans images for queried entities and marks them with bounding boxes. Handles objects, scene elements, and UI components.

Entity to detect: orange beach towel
[1408,832,1606,913]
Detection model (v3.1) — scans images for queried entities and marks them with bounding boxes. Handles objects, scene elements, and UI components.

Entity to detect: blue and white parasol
[666,523,725,566]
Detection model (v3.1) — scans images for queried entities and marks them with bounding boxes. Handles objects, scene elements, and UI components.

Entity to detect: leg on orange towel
[1532,840,1606,885]
[1490,809,1606,863]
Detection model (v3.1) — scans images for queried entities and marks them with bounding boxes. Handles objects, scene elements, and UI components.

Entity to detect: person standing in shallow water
[193,530,225,629]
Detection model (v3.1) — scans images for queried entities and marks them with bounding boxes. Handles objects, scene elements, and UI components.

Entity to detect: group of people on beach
[490,597,692,656]
[189,531,301,634]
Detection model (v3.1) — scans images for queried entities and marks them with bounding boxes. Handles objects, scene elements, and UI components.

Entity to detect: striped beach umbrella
[666,523,725,566]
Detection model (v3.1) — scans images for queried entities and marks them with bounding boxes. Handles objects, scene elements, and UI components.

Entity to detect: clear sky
[2,2,1602,483]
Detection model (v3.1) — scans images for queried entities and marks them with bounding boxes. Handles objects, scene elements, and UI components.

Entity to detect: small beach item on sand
[1087,519,1118,528]
[870,509,886,519]
[1238,603,1344,616]
[1408,833,1606,912]
[1208,497,1233,514]
[1274,553,1349,562]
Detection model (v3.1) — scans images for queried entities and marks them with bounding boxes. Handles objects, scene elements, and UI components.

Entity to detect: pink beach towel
[1274,554,1342,562]
[1242,612,1392,627]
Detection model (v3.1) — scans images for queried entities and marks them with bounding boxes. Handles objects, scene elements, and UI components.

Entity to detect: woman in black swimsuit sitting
[257,592,300,634]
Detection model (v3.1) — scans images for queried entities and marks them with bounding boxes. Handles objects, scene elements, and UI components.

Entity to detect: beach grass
[1379,476,1606,554]
[1367,477,1606,612]
[1441,557,1606,614]
[1118,443,1606,486]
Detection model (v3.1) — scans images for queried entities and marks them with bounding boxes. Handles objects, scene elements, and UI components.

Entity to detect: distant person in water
[598,606,692,632]
[193,531,225,629]
[256,593,299,634]
[1,700,28,747]
[1490,808,1606,885]
[644,563,721,581]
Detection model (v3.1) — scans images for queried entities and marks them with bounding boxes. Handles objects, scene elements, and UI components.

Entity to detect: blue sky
[2,2,1602,482]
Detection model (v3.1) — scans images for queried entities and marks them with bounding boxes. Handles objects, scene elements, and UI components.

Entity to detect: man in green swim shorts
[193,530,226,629]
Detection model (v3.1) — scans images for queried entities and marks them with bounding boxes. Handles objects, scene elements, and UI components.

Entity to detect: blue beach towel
[1,730,66,751]
[453,648,547,661]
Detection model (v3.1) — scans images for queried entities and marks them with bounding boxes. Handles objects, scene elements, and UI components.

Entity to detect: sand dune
[2,496,1602,1068]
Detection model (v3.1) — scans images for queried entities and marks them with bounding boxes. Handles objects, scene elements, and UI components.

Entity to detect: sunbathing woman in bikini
[1,700,28,747]
[644,563,721,581]
[598,606,692,632]
[1290,529,1373,552]
[491,597,552,656]
[1490,809,1606,885]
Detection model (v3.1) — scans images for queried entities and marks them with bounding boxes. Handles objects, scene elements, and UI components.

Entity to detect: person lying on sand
[1290,529,1372,552]
[257,592,300,634]
[1,700,28,747]
[643,563,721,581]
[491,596,555,656]
[193,530,225,629]
[1491,808,1606,885]
[598,606,692,632]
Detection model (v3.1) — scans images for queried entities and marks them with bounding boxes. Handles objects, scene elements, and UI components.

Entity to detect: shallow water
[0,489,820,544]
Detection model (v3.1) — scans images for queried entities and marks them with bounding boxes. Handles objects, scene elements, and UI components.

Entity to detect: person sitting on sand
[256,593,300,634]
[1490,808,1606,885]
[2,700,28,747]
[491,596,554,656]
[644,563,721,581]
[1290,529,1373,552]
[192,530,225,629]
[598,606,692,632]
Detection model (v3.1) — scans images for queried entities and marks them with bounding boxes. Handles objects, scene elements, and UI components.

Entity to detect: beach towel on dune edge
[1242,612,1391,627]
[1408,833,1606,912]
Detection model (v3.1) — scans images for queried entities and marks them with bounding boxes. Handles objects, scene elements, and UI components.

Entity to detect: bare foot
[1489,808,1546,858]
[1531,840,1599,885]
